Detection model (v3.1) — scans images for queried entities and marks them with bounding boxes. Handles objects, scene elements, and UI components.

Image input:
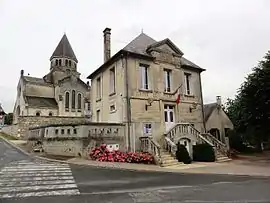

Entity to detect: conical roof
[50,34,78,62]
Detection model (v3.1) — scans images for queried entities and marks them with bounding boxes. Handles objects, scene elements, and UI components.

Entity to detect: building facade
[88,28,206,151]
[12,34,91,136]
[0,104,6,127]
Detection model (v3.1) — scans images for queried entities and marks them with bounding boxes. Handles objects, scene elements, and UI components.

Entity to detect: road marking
[0,183,78,192]
[0,179,75,187]
[1,172,73,177]
[0,160,80,198]
[2,167,70,171]
[0,176,74,182]
[0,170,72,174]
[0,189,80,199]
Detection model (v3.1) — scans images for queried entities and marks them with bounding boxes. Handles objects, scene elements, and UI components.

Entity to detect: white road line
[0,183,78,192]
[1,172,73,178]
[2,167,70,171]
[0,189,80,199]
[0,176,74,182]
[0,170,72,174]
[5,164,69,168]
[0,179,75,187]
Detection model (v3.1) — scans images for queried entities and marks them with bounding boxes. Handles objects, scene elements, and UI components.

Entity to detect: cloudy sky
[1,0,270,112]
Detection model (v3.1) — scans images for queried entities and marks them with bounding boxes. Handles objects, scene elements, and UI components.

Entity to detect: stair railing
[139,136,162,164]
[201,133,228,157]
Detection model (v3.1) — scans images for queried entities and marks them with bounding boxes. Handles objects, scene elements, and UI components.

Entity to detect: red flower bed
[89,144,154,164]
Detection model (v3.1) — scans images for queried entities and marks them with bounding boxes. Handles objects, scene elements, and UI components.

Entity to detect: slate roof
[203,103,217,122]
[122,33,157,56]
[25,96,58,109]
[23,76,51,86]
[50,34,78,63]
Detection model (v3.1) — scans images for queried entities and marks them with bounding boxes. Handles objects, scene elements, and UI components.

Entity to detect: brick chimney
[103,28,111,62]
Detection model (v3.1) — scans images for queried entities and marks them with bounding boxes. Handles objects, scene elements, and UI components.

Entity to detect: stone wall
[0,124,19,137]
[28,122,126,158]
[18,116,88,138]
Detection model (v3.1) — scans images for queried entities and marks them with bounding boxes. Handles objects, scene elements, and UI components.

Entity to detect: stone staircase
[140,123,231,166]
[160,150,179,167]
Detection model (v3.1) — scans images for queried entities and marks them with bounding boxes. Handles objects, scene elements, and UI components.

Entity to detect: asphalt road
[1,137,270,203]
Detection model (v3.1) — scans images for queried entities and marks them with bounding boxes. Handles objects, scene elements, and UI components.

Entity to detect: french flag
[175,84,182,105]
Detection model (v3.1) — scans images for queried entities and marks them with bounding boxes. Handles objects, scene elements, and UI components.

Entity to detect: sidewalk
[2,135,270,177]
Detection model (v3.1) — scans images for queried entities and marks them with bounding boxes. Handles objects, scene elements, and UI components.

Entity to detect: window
[55,129,59,135]
[61,129,65,134]
[56,59,58,66]
[96,77,101,99]
[71,90,75,109]
[97,110,101,122]
[143,123,152,135]
[59,59,62,66]
[36,111,40,116]
[110,104,116,113]
[67,129,71,134]
[65,92,70,111]
[73,128,77,134]
[164,69,172,92]
[109,67,116,94]
[77,93,82,112]
[65,59,68,66]
[184,73,191,95]
[49,112,53,116]
[69,60,71,66]
[140,64,149,90]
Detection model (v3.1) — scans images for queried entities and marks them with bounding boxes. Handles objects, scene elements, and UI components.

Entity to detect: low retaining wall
[16,116,88,138]
[29,122,126,158]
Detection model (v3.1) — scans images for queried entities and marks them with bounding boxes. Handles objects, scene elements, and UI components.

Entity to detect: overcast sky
[1,0,270,112]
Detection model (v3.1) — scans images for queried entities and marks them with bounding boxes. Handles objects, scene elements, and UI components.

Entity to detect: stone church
[13,34,91,126]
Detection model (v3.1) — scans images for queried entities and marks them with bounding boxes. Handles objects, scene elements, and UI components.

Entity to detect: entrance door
[164,105,175,132]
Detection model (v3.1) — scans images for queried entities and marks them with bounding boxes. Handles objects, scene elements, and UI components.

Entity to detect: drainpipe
[123,52,131,151]
[199,73,206,133]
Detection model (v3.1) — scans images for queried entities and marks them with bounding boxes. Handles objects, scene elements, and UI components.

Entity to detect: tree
[4,113,13,125]
[225,51,270,150]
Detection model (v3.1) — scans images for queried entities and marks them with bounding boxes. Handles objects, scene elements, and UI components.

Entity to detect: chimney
[20,70,24,76]
[216,96,222,106]
[103,27,111,62]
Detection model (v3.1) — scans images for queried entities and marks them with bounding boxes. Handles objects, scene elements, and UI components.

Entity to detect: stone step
[216,156,232,163]
[161,160,180,167]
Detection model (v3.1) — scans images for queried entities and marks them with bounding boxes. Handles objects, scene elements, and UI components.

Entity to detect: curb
[0,136,32,157]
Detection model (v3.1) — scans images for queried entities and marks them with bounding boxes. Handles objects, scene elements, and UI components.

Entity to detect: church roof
[25,96,58,109]
[23,76,52,86]
[50,34,78,63]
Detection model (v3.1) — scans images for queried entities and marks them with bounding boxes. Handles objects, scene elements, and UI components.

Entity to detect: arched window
[59,59,62,66]
[69,60,71,66]
[74,63,77,68]
[36,111,41,116]
[71,90,75,109]
[65,92,70,111]
[56,59,58,66]
[77,93,82,111]
[49,112,53,116]
[65,59,68,66]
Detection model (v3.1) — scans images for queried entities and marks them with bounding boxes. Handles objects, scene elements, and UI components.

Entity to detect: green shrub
[193,143,215,162]
[175,143,191,164]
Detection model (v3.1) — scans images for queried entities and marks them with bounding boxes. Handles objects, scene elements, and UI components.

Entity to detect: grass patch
[0,132,18,140]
